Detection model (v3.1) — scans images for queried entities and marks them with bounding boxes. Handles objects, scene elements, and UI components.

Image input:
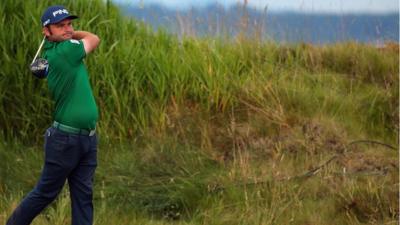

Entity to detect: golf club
[30,36,49,79]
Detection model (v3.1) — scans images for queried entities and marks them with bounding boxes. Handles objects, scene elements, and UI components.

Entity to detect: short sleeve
[59,39,86,65]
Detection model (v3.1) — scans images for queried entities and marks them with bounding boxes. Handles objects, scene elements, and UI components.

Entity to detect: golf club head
[30,58,49,79]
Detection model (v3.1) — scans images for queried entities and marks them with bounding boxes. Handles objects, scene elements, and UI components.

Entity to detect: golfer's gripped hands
[72,30,100,54]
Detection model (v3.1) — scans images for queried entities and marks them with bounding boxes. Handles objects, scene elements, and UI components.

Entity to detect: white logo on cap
[43,19,50,26]
[52,9,68,17]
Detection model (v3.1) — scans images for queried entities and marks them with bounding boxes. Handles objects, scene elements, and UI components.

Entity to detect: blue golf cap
[41,5,78,27]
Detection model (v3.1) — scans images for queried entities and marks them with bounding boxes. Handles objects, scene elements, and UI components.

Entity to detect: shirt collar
[44,38,56,49]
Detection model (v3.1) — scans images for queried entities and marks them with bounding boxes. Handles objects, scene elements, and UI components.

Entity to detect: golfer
[7,5,100,225]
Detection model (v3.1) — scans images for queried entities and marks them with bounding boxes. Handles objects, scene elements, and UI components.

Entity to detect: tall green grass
[0,0,398,224]
[0,0,398,143]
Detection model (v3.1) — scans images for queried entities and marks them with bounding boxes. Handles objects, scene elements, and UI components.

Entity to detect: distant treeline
[119,3,399,44]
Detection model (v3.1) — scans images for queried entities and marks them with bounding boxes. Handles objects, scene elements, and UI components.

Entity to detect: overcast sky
[113,0,399,13]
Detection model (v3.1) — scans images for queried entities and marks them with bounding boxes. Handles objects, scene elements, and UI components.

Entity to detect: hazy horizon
[113,0,399,14]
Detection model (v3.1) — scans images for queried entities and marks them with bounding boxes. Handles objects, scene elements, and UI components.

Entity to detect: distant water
[117,3,399,44]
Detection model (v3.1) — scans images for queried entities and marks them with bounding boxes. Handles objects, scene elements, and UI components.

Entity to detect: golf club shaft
[31,37,46,65]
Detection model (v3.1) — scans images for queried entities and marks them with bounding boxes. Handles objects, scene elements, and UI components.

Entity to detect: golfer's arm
[72,31,100,54]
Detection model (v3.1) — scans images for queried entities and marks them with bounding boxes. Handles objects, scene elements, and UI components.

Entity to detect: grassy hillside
[0,0,398,224]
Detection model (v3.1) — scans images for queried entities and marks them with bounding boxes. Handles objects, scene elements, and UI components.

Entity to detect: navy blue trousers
[6,127,97,225]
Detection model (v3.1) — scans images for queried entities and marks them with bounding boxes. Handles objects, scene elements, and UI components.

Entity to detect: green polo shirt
[43,39,98,130]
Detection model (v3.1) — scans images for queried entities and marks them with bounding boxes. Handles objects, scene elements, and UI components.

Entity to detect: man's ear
[42,26,51,37]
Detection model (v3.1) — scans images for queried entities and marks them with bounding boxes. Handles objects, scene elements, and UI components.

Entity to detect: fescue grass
[0,0,398,224]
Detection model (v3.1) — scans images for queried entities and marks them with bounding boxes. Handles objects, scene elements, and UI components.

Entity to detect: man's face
[43,19,74,42]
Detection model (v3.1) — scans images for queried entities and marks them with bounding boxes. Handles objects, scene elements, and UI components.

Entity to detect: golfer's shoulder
[57,40,85,55]
[58,39,84,49]
[53,40,85,62]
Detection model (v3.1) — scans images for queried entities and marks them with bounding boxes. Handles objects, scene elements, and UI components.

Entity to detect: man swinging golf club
[7,5,100,225]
